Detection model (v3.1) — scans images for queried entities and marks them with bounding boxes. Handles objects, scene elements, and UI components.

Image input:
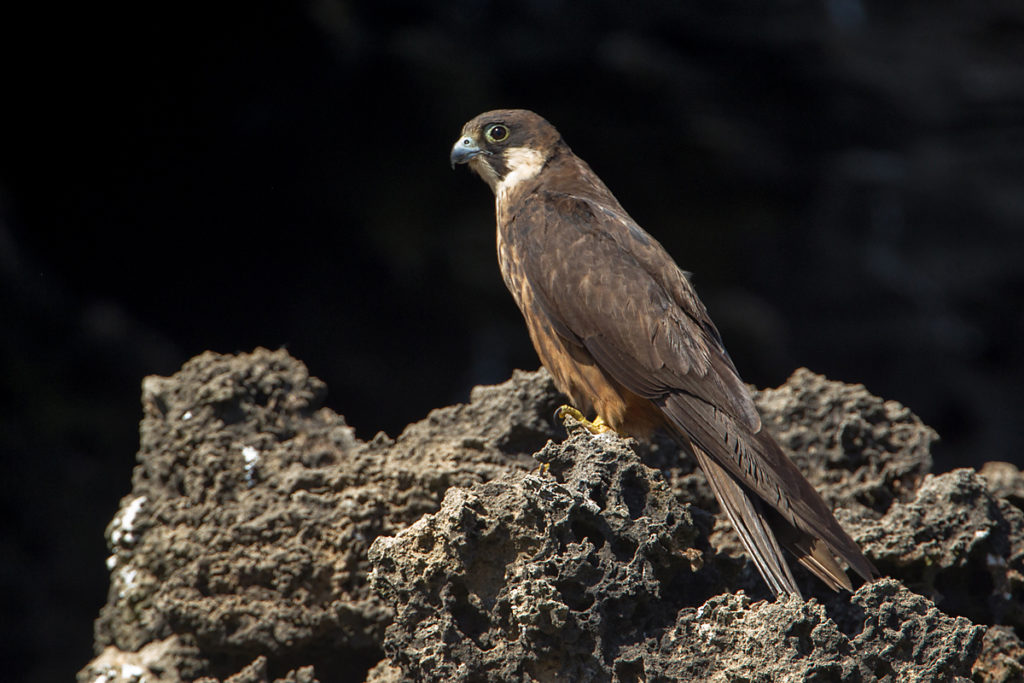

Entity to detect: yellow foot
[555,405,615,435]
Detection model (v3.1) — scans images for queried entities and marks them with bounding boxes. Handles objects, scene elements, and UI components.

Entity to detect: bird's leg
[555,405,615,435]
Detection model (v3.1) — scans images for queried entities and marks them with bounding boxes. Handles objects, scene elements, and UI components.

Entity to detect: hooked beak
[450,135,485,168]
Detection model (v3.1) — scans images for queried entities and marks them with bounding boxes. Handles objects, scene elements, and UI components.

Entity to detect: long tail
[691,444,803,596]
[662,392,879,597]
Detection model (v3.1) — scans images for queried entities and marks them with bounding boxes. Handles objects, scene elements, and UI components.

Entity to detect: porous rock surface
[79,349,1024,682]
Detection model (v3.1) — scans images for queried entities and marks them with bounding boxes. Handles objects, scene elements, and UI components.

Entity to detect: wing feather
[511,184,878,589]
[517,190,759,429]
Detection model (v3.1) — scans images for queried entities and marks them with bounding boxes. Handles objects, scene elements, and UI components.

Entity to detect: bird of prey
[450,109,878,597]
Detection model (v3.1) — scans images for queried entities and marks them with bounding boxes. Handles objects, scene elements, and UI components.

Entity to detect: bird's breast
[495,198,527,302]
[492,195,664,439]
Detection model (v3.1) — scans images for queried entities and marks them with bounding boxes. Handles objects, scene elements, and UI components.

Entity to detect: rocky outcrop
[79,349,1024,682]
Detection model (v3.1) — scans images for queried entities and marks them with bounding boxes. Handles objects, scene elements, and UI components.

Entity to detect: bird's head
[450,109,563,194]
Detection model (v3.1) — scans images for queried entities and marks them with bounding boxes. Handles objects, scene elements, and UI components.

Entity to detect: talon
[555,404,616,436]
[555,404,586,423]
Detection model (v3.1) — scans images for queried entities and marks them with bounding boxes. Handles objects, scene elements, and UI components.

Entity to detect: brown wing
[511,185,877,590]
[510,188,758,424]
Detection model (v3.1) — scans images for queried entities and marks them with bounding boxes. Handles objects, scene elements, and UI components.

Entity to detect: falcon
[450,109,878,597]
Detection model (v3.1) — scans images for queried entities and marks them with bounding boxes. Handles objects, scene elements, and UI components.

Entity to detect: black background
[2,1,1023,680]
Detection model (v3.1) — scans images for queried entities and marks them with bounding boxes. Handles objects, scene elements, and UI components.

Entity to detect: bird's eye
[485,124,509,143]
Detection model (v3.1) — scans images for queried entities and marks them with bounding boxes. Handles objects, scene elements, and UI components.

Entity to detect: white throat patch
[497,147,546,199]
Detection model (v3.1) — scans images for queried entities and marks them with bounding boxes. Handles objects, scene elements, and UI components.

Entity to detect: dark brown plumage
[451,109,878,597]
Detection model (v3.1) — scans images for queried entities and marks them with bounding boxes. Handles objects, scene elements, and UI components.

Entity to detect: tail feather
[661,392,879,595]
[691,444,802,597]
[772,513,854,592]
[693,442,866,596]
